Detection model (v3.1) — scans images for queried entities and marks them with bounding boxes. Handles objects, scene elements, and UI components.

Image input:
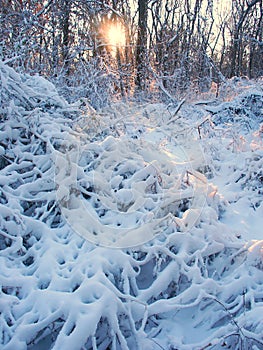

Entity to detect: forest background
[1,0,262,109]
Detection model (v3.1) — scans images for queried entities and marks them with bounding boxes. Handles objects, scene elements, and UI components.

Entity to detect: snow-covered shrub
[0,62,263,350]
[51,58,117,110]
[205,89,263,134]
[237,152,263,193]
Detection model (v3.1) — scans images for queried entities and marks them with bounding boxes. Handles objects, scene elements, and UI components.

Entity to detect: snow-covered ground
[0,61,263,350]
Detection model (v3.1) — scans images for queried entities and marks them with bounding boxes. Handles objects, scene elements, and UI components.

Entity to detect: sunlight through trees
[0,0,262,104]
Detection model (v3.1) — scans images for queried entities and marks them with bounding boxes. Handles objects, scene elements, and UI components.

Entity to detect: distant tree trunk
[248,0,263,78]
[61,0,71,75]
[135,0,148,90]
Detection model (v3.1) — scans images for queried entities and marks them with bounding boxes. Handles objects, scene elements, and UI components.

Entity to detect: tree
[135,0,148,90]
[229,0,262,78]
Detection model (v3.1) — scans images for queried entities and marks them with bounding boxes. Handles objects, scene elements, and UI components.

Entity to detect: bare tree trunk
[135,0,148,91]
[61,0,71,76]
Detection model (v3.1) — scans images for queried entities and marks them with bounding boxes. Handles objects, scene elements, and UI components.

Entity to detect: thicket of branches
[0,0,262,108]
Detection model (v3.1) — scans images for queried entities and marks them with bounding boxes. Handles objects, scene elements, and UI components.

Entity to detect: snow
[0,61,263,349]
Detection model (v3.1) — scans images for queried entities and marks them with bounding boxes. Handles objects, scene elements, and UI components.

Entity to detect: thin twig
[167,99,186,125]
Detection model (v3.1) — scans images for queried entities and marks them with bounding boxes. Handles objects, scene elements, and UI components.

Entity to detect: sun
[106,22,126,52]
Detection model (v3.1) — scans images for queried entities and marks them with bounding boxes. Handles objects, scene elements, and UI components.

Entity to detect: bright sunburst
[106,22,126,54]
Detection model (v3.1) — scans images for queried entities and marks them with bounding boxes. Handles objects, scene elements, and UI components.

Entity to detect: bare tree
[229,0,262,77]
[135,0,148,90]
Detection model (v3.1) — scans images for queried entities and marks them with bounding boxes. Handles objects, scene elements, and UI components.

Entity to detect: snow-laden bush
[0,62,263,350]
[205,89,263,134]
[51,58,117,110]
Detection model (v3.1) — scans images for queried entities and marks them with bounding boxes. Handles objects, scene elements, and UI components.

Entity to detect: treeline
[0,0,262,108]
